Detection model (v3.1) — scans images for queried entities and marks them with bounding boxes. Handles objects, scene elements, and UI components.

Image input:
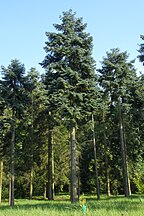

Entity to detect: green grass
[0,195,144,216]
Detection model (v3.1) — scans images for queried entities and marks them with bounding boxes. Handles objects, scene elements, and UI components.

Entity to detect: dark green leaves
[138,35,144,66]
[41,10,98,122]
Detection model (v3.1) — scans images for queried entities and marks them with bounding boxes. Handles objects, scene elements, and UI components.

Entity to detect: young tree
[1,59,27,206]
[41,10,98,202]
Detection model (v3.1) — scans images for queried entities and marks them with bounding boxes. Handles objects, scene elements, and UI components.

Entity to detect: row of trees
[0,10,144,206]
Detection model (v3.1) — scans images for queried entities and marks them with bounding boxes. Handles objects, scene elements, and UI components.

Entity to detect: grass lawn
[0,195,144,216]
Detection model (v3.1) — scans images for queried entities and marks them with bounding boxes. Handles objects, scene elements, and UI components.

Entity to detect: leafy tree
[1,59,28,205]
[133,156,144,194]
[41,10,98,202]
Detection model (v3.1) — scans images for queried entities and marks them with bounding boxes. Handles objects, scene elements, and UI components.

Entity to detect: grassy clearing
[0,195,144,216]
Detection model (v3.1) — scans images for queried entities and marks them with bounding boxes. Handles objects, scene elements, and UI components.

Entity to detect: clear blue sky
[0,0,144,75]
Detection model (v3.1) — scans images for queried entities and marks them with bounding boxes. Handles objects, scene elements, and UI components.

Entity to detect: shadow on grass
[86,194,144,213]
[0,194,144,213]
[0,199,75,211]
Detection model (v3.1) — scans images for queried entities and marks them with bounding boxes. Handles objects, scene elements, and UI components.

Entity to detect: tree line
[0,10,144,205]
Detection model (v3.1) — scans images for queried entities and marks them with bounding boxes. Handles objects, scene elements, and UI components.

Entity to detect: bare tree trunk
[29,166,34,199]
[0,160,3,204]
[77,156,80,200]
[9,113,15,206]
[29,92,34,200]
[44,183,47,199]
[52,146,54,199]
[92,114,100,200]
[47,124,54,200]
[119,98,130,197]
[70,125,77,202]
[103,112,111,196]
[104,134,111,196]
[123,126,131,196]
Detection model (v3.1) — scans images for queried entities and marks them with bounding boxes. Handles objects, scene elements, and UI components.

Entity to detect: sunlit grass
[0,195,144,216]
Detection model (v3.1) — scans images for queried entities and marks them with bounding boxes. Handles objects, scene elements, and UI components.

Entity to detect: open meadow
[0,195,144,216]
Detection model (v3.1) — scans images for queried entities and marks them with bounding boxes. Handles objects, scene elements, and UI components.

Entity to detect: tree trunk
[47,126,54,200]
[29,92,34,200]
[102,113,111,196]
[104,133,111,196]
[52,145,54,199]
[123,125,131,196]
[44,183,47,199]
[9,113,15,206]
[77,156,80,200]
[0,160,3,204]
[70,125,77,202]
[92,114,100,200]
[29,166,34,199]
[119,98,131,197]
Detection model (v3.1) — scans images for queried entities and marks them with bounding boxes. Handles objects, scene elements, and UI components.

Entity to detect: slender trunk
[119,98,130,197]
[44,183,47,199]
[92,114,100,200]
[48,125,54,200]
[102,113,111,196]
[52,146,54,199]
[77,156,80,200]
[9,112,15,206]
[70,125,77,202]
[123,126,131,196]
[29,92,34,200]
[29,166,34,199]
[104,133,111,196]
[0,160,3,204]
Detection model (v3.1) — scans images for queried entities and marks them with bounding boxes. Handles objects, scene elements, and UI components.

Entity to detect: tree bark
[29,92,34,200]
[104,133,111,196]
[77,156,80,200]
[102,113,111,196]
[92,114,100,200]
[29,166,34,199]
[0,160,3,204]
[44,183,47,199]
[47,126,54,200]
[119,98,131,197]
[70,125,77,202]
[9,113,15,206]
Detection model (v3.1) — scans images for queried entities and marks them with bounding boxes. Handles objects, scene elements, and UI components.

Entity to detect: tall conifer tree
[98,48,137,196]
[1,59,27,206]
[41,10,98,202]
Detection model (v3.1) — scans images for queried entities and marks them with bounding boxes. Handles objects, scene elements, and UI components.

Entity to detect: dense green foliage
[40,10,99,202]
[138,35,144,65]
[0,10,144,205]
